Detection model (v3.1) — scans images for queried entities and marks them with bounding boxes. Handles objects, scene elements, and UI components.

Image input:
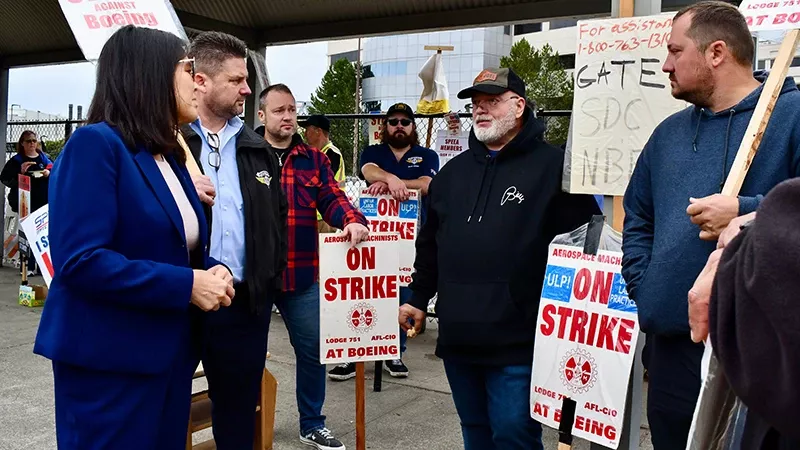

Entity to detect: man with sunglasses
[398,68,600,450]
[181,31,287,450]
[327,103,438,382]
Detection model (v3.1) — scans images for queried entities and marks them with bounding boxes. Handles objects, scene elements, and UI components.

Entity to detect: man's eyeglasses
[179,57,196,77]
[471,96,520,110]
[387,118,413,127]
[207,132,220,171]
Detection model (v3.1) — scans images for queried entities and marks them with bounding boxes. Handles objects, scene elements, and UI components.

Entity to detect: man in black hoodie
[399,68,600,450]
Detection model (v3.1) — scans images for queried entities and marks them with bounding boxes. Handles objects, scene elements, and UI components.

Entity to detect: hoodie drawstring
[719,109,735,192]
[692,109,703,152]
[466,156,491,223]
[476,161,498,222]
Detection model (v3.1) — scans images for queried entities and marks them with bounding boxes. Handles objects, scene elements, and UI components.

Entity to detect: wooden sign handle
[611,0,635,232]
[356,362,366,450]
[721,29,800,197]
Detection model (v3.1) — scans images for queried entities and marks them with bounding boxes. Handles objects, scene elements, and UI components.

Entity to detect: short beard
[267,124,295,143]
[474,106,518,145]
[208,91,243,120]
[672,65,714,108]
[386,130,417,149]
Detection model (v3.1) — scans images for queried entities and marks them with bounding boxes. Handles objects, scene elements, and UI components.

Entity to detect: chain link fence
[296,110,571,204]
[5,120,81,158]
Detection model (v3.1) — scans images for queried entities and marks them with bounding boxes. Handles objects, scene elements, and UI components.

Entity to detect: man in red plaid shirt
[256,83,368,450]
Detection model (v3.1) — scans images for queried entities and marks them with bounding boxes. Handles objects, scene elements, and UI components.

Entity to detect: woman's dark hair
[86,25,187,163]
[16,130,39,155]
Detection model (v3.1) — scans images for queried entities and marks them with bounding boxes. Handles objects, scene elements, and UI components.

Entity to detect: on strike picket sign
[358,190,419,286]
[530,244,639,449]
[563,14,687,196]
[58,0,186,61]
[434,129,469,169]
[319,233,401,365]
[19,206,54,287]
[368,116,385,146]
[740,0,800,31]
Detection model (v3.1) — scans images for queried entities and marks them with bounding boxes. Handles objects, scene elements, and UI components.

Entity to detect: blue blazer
[34,122,216,375]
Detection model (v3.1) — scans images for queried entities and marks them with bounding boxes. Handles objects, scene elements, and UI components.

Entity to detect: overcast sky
[8,41,329,118]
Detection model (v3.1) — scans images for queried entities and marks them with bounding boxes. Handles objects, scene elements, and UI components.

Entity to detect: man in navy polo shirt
[328,103,438,381]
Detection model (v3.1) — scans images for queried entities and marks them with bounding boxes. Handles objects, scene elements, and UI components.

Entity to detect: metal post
[66,104,74,140]
[244,47,269,130]
[0,63,9,268]
[77,105,83,121]
[352,37,362,177]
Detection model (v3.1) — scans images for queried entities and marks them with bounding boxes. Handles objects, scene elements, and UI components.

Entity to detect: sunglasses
[387,118,412,127]
[179,57,196,77]
[24,139,38,144]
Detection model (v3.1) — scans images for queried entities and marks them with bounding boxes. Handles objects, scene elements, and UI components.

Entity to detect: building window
[792,57,800,67]
[558,54,576,70]
[330,50,359,65]
[504,25,511,35]
[550,19,578,30]
[514,23,542,35]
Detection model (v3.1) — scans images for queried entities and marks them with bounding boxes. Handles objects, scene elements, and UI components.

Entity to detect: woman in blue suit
[34,26,235,450]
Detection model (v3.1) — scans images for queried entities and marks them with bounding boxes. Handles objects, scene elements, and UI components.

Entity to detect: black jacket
[181,124,288,314]
[408,108,601,366]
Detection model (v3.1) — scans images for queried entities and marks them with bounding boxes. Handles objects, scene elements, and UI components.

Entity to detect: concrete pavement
[0,267,652,449]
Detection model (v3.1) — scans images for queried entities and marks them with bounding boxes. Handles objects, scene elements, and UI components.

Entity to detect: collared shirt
[190,117,246,282]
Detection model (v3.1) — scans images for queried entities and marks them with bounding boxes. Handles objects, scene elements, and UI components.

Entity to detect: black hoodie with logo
[408,109,601,366]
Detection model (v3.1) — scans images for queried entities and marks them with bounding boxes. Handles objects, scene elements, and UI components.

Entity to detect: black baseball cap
[298,115,330,132]
[457,67,526,99]
[386,103,415,120]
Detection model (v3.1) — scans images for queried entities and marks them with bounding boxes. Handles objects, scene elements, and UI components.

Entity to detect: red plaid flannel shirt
[281,142,367,292]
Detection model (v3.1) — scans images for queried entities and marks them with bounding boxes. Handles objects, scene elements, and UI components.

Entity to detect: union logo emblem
[559,348,597,394]
[348,303,378,333]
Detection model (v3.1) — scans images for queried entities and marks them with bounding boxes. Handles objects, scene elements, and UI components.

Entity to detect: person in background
[257,83,369,450]
[621,2,800,448]
[181,31,287,450]
[33,25,233,450]
[689,180,800,449]
[1,130,54,275]
[399,68,601,450]
[300,114,346,233]
[328,103,438,381]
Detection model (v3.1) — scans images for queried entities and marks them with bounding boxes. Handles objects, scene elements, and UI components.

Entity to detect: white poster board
[740,0,800,31]
[358,190,419,286]
[564,14,687,196]
[434,129,469,169]
[368,116,384,146]
[531,244,639,449]
[19,205,54,287]
[57,0,187,61]
[319,233,401,365]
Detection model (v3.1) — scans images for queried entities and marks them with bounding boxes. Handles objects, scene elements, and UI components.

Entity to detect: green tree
[500,40,573,145]
[309,58,360,174]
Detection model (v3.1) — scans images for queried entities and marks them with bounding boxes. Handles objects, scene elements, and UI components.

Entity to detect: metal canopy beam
[259,0,608,45]
[176,10,262,48]
[2,49,85,70]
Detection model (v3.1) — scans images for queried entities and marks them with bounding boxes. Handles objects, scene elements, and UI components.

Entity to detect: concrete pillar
[244,48,269,130]
[0,63,9,268]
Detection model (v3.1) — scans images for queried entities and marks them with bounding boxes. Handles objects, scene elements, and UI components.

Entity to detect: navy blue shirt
[360,143,439,224]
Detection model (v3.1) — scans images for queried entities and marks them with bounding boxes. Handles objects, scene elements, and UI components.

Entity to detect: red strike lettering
[574,415,617,441]
[540,305,636,355]
[347,345,398,358]
[324,276,398,301]
[377,198,399,216]
[346,246,376,271]
[573,269,614,304]
[368,220,415,240]
[84,11,158,29]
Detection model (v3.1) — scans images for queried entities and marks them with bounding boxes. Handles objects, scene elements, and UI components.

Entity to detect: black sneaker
[327,363,356,381]
[383,359,409,378]
[300,427,345,450]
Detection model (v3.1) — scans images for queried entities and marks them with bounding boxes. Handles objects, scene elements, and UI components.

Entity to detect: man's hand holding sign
[686,194,739,241]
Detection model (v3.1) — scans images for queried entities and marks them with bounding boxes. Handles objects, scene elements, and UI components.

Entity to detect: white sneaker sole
[383,366,409,378]
[299,435,346,450]
[327,372,356,381]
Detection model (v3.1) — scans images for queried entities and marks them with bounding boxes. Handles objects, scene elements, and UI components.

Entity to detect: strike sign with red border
[319,233,401,365]
[530,244,639,449]
[358,191,419,286]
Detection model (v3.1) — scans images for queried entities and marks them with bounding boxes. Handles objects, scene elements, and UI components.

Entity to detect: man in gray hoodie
[622,2,800,449]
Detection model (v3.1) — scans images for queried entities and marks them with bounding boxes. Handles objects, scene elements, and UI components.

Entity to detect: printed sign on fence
[358,190,419,286]
[58,0,187,61]
[563,14,687,196]
[319,233,401,364]
[530,244,639,449]
[434,130,469,169]
[739,0,800,31]
[368,116,385,146]
[19,205,54,287]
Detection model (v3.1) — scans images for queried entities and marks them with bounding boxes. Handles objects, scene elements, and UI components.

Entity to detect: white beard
[474,106,518,145]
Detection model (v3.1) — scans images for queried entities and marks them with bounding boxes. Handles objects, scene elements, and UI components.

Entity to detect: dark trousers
[52,355,194,450]
[643,333,704,450]
[202,284,271,450]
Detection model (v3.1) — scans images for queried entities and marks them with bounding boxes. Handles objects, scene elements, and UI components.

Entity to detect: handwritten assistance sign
[58,0,187,61]
[740,0,800,31]
[531,244,640,449]
[20,206,54,287]
[319,233,401,364]
[359,190,419,286]
[564,15,687,196]
[434,129,469,169]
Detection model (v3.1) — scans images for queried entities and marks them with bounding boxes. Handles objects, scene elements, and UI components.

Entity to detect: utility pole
[352,37,362,176]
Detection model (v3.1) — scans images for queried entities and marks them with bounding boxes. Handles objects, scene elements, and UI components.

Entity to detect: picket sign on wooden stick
[721,29,800,196]
[356,362,366,450]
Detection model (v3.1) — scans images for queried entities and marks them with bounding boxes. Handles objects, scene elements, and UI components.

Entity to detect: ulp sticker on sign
[358,191,419,286]
[530,244,639,449]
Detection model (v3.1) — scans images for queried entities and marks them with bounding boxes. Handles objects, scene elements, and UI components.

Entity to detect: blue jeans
[443,360,543,450]
[399,287,412,354]
[274,283,326,435]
